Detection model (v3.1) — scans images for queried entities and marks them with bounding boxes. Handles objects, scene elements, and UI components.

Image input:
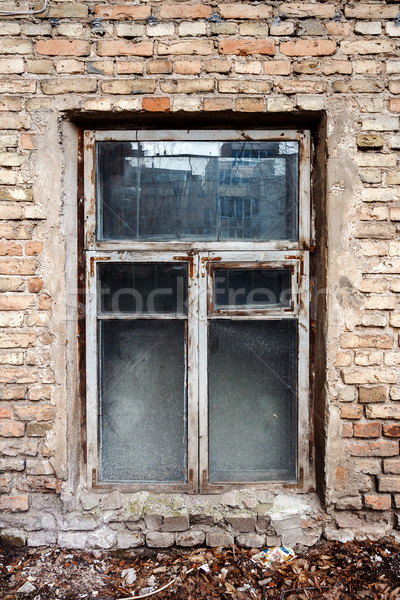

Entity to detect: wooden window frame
[83,129,312,494]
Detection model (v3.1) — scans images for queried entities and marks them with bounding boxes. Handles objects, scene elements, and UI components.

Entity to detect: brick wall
[0,0,399,548]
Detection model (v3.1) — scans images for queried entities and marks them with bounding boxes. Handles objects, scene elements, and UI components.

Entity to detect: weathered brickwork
[0,0,398,548]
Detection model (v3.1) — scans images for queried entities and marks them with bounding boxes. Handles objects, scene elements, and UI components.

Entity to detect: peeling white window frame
[83,129,312,494]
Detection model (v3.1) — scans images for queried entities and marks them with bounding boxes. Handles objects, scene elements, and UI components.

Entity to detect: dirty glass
[98,262,187,315]
[212,268,292,310]
[208,320,297,482]
[96,140,298,242]
[99,320,186,482]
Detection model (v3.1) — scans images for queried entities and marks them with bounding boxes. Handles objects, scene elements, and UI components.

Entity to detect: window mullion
[198,251,209,493]
[85,251,100,485]
[187,253,200,493]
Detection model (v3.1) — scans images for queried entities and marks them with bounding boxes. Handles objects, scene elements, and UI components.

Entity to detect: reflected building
[96,140,298,242]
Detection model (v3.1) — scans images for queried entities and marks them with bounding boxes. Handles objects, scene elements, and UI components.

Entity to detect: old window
[83,130,311,493]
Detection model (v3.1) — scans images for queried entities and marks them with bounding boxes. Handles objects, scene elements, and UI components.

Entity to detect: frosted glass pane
[96,140,298,241]
[208,320,297,482]
[99,320,186,482]
[213,268,291,310]
[98,262,187,315]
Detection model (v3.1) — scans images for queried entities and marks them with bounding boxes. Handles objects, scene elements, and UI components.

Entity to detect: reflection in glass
[99,320,187,482]
[208,320,297,482]
[96,140,298,242]
[213,268,292,310]
[98,262,187,315]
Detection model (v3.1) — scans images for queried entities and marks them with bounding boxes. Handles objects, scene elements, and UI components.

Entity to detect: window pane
[98,262,187,315]
[212,268,292,310]
[96,140,298,242]
[99,320,186,482]
[208,320,297,482]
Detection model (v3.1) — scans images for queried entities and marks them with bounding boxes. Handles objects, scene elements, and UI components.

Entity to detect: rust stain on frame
[285,255,304,277]
[201,256,221,277]
[173,255,194,278]
[90,256,110,277]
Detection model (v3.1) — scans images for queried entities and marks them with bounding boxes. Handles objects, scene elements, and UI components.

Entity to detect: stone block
[144,514,162,532]
[117,532,145,548]
[226,517,255,533]
[206,530,234,547]
[266,535,282,546]
[28,531,57,546]
[176,531,205,546]
[146,532,174,548]
[87,528,117,549]
[58,532,87,549]
[236,533,265,548]
[162,515,189,532]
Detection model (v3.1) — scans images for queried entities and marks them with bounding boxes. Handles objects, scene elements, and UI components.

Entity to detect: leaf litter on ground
[1,538,400,600]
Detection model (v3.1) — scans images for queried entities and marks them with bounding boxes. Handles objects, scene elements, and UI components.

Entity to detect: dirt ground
[1,538,400,600]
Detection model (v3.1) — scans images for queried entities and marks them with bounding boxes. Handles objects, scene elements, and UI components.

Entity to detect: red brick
[379,476,400,493]
[364,494,391,510]
[28,277,43,293]
[345,4,399,19]
[174,61,201,75]
[14,405,55,421]
[25,241,42,256]
[335,465,347,490]
[160,5,212,19]
[274,80,326,94]
[204,98,233,111]
[0,368,37,384]
[280,40,336,57]
[16,476,61,493]
[36,40,89,56]
[204,59,232,74]
[264,61,291,75]
[340,405,363,420]
[158,40,213,56]
[347,440,399,457]
[97,41,153,57]
[0,495,28,511]
[94,5,150,20]
[383,459,400,474]
[354,422,381,438]
[359,386,387,403]
[0,421,24,437]
[0,225,32,240]
[218,4,272,19]
[38,294,51,310]
[142,97,170,113]
[0,406,11,419]
[389,99,400,113]
[383,424,400,438]
[0,241,22,257]
[0,258,35,275]
[20,133,35,150]
[0,477,10,492]
[116,61,143,75]
[325,22,352,37]
[341,333,393,350]
[236,97,264,112]
[28,386,51,401]
[218,39,274,56]
[280,3,335,18]
[341,422,353,437]
[0,296,33,310]
[146,60,172,75]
